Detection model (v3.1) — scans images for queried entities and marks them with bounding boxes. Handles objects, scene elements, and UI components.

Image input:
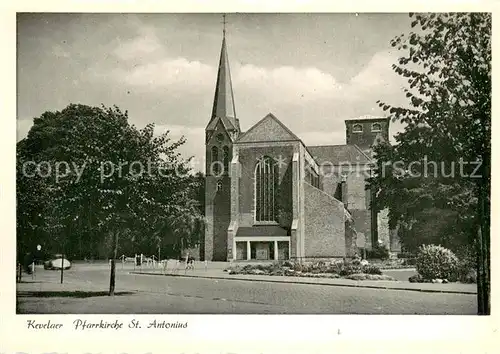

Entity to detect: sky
[17,13,412,169]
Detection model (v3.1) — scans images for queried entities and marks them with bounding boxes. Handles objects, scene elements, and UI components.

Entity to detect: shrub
[397,252,416,259]
[338,263,362,276]
[351,254,362,265]
[458,268,477,283]
[408,274,424,283]
[367,244,390,260]
[347,273,367,281]
[292,262,315,273]
[362,264,382,275]
[456,257,477,284]
[416,244,459,281]
[402,258,417,266]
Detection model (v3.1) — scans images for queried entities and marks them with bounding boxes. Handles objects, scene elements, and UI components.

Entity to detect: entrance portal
[234,239,290,261]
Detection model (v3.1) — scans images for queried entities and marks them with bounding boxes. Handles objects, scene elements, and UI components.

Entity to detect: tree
[369,13,491,314]
[17,103,203,295]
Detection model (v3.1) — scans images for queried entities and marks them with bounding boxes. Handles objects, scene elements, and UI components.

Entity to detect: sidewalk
[131,268,477,295]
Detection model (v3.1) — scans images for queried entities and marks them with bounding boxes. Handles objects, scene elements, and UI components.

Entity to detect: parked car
[44,254,71,270]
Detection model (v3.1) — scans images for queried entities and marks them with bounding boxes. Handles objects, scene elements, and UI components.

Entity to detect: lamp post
[34,244,41,280]
[158,244,161,268]
[60,250,65,284]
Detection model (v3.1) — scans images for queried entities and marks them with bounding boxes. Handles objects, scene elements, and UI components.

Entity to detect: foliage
[366,244,390,260]
[362,264,383,275]
[401,258,416,266]
[368,14,490,311]
[369,12,490,236]
[229,259,382,278]
[397,208,474,254]
[346,274,395,281]
[16,142,51,259]
[408,274,424,283]
[17,103,203,262]
[416,244,459,281]
[337,263,363,276]
[458,266,477,284]
[455,247,477,284]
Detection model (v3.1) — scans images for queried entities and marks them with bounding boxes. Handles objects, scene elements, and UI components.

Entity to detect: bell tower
[345,116,390,153]
[205,15,240,261]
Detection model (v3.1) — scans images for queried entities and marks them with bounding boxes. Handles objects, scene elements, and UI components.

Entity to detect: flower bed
[225,259,396,281]
[366,257,417,270]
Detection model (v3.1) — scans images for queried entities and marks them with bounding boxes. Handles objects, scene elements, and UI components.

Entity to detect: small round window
[216,133,224,143]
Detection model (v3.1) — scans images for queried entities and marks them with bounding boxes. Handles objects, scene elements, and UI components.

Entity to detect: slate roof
[307,144,373,165]
[206,115,236,132]
[236,225,290,237]
[207,36,238,132]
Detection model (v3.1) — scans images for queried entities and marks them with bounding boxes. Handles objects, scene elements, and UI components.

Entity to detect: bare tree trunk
[18,262,22,283]
[477,181,490,315]
[109,230,119,296]
[60,253,64,284]
[476,149,490,315]
[60,232,65,284]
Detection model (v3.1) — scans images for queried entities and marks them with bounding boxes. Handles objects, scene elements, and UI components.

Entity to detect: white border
[1,2,499,354]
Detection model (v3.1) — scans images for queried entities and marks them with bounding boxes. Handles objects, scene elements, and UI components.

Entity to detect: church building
[204,31,398,262]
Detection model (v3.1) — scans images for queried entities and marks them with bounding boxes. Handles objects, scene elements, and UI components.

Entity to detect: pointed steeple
[207,19,238,133]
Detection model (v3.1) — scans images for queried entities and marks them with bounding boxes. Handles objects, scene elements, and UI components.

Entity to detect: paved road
[17,265,477,315]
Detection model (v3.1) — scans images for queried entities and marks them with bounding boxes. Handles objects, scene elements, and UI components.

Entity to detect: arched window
[352,124,363,133]
[211,146,219,162]
[216,180,223,191]
[211,146,220,175]
[371,123,382,132]
[255,156,278,222]
[223,146,230,175]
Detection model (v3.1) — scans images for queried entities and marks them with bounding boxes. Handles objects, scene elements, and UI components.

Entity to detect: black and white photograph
[13,11,491,319]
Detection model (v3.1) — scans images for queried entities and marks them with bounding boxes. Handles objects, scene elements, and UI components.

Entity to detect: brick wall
[204,205,214,261]
[346,171,369,210]
[350,209,372,249]
[205,175,231,261]
[303,182,346,257]
[345,118,389,150]
[205,119,234,261]
[213,177,230,261]
[320,168,340,197]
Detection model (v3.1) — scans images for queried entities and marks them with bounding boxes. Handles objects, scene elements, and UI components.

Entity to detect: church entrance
[251,242,273,260]
[234,238,290,261]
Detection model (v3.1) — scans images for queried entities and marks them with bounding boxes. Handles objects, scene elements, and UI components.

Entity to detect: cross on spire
[207,12,237,128]
[222,14,227,37]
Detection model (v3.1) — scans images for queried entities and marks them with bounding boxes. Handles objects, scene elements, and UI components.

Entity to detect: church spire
[208,14,238,131]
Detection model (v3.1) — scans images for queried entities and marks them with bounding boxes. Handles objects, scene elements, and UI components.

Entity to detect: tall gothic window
[223,146,230,175]
[211,146,220,175]
[255,156,278,222]
[211,146,219,162]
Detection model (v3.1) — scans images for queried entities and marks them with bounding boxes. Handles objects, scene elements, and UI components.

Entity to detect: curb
[129,272,476,295]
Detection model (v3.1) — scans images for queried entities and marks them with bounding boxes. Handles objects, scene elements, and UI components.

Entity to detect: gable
[206,119,232,144]
[236,113,300,143]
